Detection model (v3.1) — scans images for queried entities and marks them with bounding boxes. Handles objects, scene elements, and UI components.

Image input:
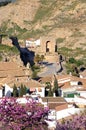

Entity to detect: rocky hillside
[0,0,86,61]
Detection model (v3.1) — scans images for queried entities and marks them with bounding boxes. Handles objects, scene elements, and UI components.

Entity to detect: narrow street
[38,62,62,77]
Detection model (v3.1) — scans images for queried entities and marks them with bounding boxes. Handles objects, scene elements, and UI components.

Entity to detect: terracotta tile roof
[41,97,67,103]
[71,76,86,88]
[39,74,70,83]
[55,103,68,111]
[41,97,68,110]
[0,62,29,81]
[0,77,16,87]
[79,96,86,99]
[56,74,71,80]
[76,88,86,91]
[0,72,7,78]
[48,103,63,109]
[59,81,71,89]
[0,62,20,71]
[39,74,71,89]
[0,76,30,89]
[39,74,86,90]
[48,103,68,110]
[9,79,43,88]
[0,77,43,91]
[70,76,82,81]
[39,75,53,83]
[0,69,28,77]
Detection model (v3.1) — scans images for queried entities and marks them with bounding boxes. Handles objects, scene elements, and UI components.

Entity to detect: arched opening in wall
[55,43,57,52]
[46,41,50,52]
[80,67,86,72]
[78,81,83,85]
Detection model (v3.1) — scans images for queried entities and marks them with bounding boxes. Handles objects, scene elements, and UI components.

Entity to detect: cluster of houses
[0,36,86,129]
[0,61,86,101]
[0,61,86,98]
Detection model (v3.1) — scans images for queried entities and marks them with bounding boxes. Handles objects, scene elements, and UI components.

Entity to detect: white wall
[36,87,45,97]
[0,89,2,97]
[56,107,80,120]
[46,107,81,123]
[70,81,78,86]
[25,39,40,47]
[65,96,86,104]
[77,91,86,98]
[4,84,13,97]
[80,92,86,98]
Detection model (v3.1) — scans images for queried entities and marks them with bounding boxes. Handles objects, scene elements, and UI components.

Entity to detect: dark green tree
[19,84,25,97]
[48,87,53,97]
[53,75,59,96]
[23,85,27,95]
[40,55,44,63]
[31,70,38,79]
[34,54,40,64]
[45,82,53,97]
[13,84,18,97]
[69,57,76,64]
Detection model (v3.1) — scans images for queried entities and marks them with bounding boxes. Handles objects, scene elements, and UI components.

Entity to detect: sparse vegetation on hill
[0,0,86,62]
[58,47,86,64]
[58,47,86,76]
[0,55,2,61]
[0,44,18,54]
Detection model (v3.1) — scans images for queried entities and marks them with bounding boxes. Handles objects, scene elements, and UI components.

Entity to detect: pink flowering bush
[0,98,49,130]
[56,111,86,130]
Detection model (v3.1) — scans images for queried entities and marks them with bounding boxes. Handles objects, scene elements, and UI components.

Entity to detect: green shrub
[0,44,18,54]
[69,57,76,64]
[13,84,18,97]
[58,47,72,58]
[0,55,2,61]
[33,1,57,23]
[68,57,84,67]
[31,70,38,79]
[19,84,27,97]
[56,38,65,43]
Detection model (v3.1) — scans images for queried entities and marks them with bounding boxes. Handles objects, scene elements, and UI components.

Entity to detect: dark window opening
[78,81,83,85]
[46,41,50,52]
[2,86,5,97]
[55,44,57,52]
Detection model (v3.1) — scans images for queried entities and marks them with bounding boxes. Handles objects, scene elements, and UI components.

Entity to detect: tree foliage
[19,84,27,97]
[13,84,18,97]
[69,57,83,67]
[53,75,59,96]
[56,111,86,130]
[0,98,49,130]
[34,54,44,64]
[45,82,53,97]
[46,82,53,97]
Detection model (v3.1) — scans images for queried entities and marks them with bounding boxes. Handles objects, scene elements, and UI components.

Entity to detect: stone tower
[40,36,57,54]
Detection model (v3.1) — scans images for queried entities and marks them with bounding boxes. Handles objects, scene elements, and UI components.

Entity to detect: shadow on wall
[9,37,35,67]
[5,90,11,97]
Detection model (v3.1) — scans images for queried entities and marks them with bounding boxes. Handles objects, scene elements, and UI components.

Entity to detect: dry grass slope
[0,0,86,60]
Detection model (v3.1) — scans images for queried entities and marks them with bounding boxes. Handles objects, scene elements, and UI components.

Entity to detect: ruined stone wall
[40,36,56,53]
